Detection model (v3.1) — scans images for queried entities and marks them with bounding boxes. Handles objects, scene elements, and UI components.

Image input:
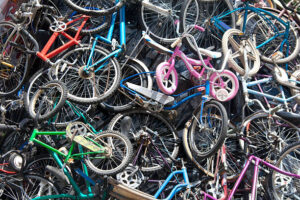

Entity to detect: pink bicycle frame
[164,46,213,81]
[201,155,300,200]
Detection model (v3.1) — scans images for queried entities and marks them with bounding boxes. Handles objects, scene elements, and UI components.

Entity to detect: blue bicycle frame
[84,0,126,72]
[120,71,210,124]
[154,166,191,200]
[212,2,291,57]
[243,76,300,108]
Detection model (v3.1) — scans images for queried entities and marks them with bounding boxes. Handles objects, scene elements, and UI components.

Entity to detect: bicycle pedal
[74,136,101,152]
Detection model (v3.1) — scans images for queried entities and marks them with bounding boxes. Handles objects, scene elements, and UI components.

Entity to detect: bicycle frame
[48,100,101,134]
[36,15,89,62]
[120,71,210,111]
[29,130,106,199]
[201,155,300,200]
[241,75,300,109]
[154,166,191,200]
[29,129,106,162]
[84,0,126,72]
[213,2,291,57]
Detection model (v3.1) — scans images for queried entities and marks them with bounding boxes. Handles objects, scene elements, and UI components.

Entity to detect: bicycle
[108,159,201,200]
[199,140,300,199]
[0,1,120,104]
[153,23,239,102]
[180,0,300,64]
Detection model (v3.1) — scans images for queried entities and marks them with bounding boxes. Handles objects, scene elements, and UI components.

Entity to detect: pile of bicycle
[0,0,299,199]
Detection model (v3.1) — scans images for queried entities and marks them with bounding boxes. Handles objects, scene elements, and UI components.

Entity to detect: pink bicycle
[153,23,239,102]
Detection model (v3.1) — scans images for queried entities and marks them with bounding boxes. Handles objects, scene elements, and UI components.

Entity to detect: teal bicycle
[180,0,300,65]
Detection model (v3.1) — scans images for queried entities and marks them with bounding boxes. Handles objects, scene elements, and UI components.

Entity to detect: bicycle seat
[198,48,222,59]
[276,111,300,127]
[143,32,173,56]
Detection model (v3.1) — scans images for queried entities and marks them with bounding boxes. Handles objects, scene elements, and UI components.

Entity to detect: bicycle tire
[85,130,133,176]
[241,112,300,160]
[180,0,236,53]
[268,141,300,200]
[1,174,60,200]
[139,0,184,44]
[28,80,67,122]
[222,28,260,76]
[189,100,228,159]
[100,59,153,112]
[58,45,121,104]
[63,0,124,16]
[108,109,179,173]
[68,13,111,35]
[156,61,178,95]
[209,70,239,102]
[243,9,300,64]
[0,21,30,97]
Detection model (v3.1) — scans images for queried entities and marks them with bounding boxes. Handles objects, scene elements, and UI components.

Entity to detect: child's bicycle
[152,22,239,103]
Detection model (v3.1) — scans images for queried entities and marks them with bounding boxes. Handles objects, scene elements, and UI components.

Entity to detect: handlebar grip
[194,25,205,32]
[171,38,181,48]
[0,124,18,131]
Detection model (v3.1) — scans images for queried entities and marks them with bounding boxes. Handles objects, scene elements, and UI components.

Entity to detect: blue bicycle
[180,0,300,64]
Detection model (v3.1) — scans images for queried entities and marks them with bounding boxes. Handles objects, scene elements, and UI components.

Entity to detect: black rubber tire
[68,13,111,35]
[241,112,300,160]
[267,141,300,200]
[189,100,228,159]
[0,21,30,97]
[180,0,236,53]
[108,109,179,173]
[85,130,133,176]
[100,59,152,112]
[27,80,67,122]
[63,0,124,16]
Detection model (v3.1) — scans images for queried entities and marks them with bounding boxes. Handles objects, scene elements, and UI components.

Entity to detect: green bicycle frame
[29,129,107,199]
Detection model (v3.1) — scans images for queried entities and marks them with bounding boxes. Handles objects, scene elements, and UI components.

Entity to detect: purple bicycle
[200,141,300,200]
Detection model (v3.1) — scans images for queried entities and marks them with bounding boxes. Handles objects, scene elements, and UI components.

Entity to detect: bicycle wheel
[108,109,179,172]
[156,62,178,95]
[84,130,133,176]
[0,174,60,200]
[67,13,110,35]
[222,28,260,76]
[180,0,236,53]
[139,0,184,44]
[63,0,124,16]
[268,141,300,199]
[58,45,121,104]
[28,80,67,122]
[209,70,239,102]
[242,112,300,161]
[0,21,30,97]
[243,10,300,64]
[189,100,228,159]
[101,59,153,112]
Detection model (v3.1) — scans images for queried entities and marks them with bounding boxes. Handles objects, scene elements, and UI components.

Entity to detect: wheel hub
[78,66,94,79]
[215,89,229,101]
